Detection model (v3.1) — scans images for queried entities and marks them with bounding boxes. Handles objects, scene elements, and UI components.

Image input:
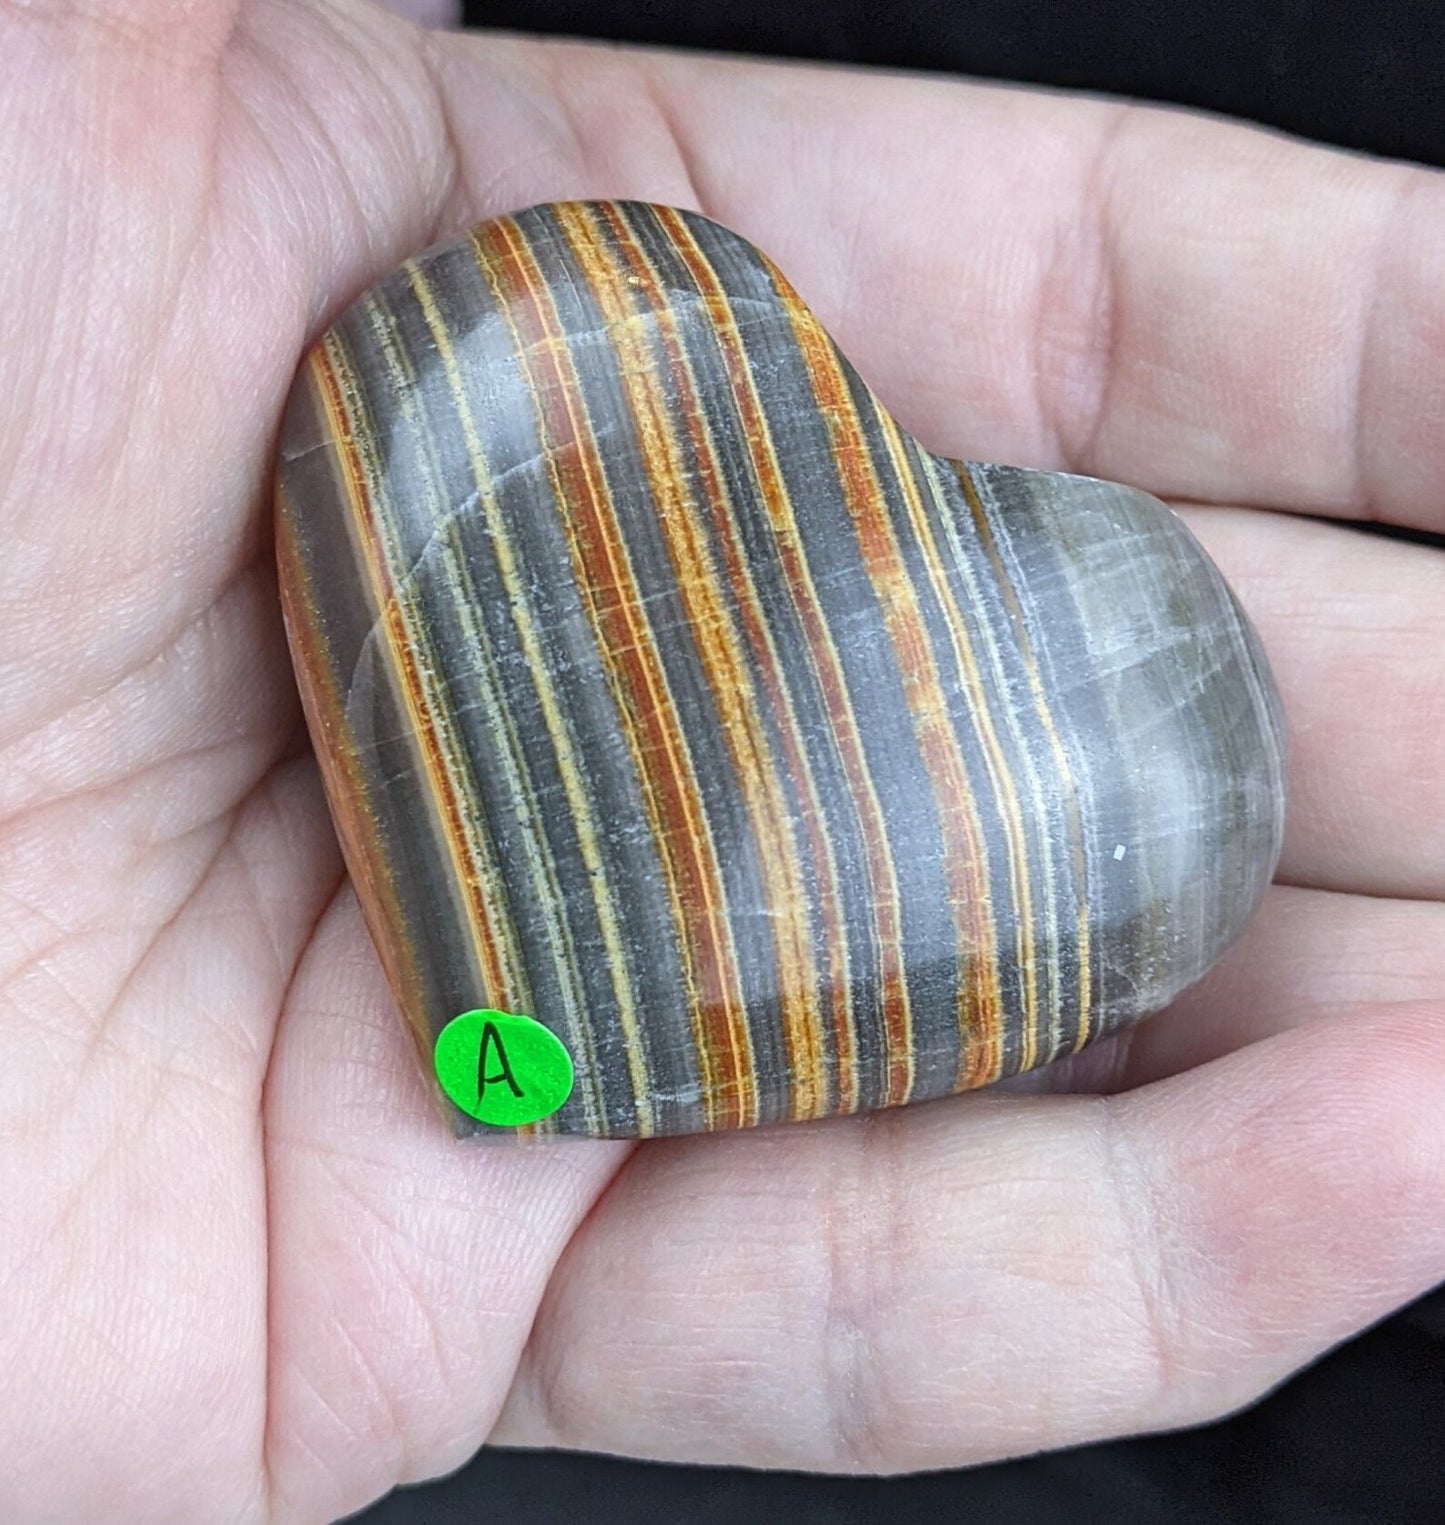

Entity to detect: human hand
[3,4,1443,1519]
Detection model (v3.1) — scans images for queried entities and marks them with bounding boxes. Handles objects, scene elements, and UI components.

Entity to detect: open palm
[3,4,1443,1520]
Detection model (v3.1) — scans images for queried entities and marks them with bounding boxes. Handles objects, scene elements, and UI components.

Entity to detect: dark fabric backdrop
[467,0,1445,163]
[357,2,1445,1519]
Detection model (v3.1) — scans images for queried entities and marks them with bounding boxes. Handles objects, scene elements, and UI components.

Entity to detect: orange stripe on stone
[307,340,518,1012]
[873,411,1037,1082]
[957,464,1092,1052]
[474,214,758,1130]
[770,287,1004,1089]
[597,201,859,1117]
[561,201,827,1120]
[275,490,431,1055]
[658,207,915,1109]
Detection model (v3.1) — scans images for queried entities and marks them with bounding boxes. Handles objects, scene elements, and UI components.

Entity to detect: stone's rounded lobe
[274,200,1286,1140]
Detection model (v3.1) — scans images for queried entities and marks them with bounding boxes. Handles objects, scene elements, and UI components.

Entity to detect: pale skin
[2,0,1444,1519]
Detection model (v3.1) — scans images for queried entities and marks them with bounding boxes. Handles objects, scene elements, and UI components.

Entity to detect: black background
[358,2,1445,1520]
[467,0,1445,164]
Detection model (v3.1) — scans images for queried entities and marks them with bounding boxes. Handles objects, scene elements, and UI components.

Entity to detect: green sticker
[433,1009,574,1127]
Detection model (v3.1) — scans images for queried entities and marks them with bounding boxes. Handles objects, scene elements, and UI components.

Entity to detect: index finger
[447,39,1445,530]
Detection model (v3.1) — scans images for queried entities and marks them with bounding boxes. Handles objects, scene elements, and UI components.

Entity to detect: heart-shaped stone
[275,200,1285,1139]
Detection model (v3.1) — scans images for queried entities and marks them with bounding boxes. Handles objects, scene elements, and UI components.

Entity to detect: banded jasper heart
[275,200,1285,1139]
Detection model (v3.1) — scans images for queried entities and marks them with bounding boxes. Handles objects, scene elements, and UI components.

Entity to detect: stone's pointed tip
[276,201,1286,1141]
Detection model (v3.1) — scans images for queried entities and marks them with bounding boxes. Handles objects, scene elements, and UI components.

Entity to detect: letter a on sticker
[477,1019,524,1101]
[433,1009,576,1127]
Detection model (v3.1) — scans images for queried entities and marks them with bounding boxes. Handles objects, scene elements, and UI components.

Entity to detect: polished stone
[275,200,1286,1138]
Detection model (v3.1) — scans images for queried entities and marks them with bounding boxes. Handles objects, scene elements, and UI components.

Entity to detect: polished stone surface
[275,200,1286,1138]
